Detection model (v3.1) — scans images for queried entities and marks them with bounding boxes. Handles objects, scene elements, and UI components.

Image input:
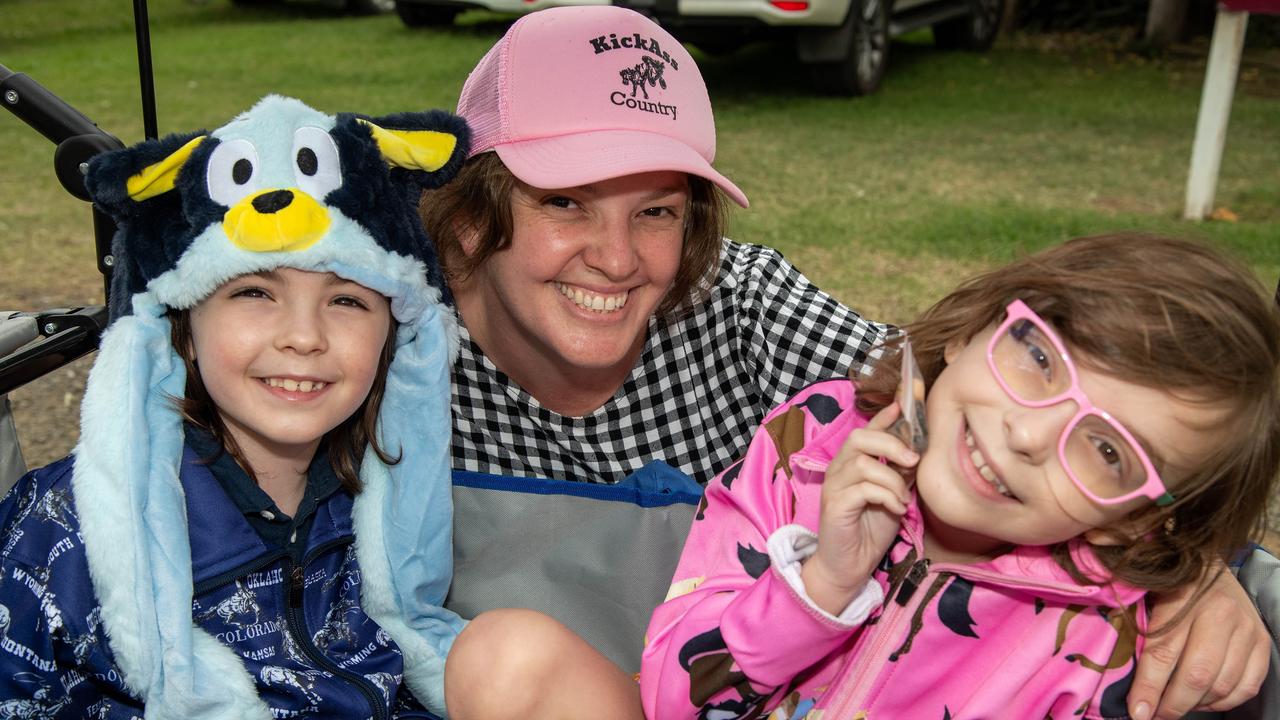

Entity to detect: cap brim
[493,129,749,208]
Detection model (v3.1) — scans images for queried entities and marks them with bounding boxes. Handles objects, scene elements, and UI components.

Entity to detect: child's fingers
[831,426,919,473]
[825,451,913,507]
[865,402,901,431]
[838,479,909,517]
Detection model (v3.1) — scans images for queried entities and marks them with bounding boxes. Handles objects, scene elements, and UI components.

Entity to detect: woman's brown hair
[419,152,729,320]
[857,233,1280,599]
[169,310,400,494]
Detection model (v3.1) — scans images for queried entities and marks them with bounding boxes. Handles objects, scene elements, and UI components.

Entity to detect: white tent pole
[1184,8,1249,220]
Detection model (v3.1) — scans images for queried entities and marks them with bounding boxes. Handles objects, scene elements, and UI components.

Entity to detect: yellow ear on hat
[359,119,458,172]
[125,135,206,201]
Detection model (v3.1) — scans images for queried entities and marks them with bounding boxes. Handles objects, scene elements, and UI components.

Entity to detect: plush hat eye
[206,139,260,208]
[292,126,342,200]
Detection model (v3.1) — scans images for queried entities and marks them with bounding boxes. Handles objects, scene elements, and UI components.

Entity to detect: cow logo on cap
[620,56,666,100]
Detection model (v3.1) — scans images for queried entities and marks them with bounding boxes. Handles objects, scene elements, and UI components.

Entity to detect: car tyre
[395,0,459,26]
[348,0,395,14]
[933,0,1003,51]
[809,0,890,96]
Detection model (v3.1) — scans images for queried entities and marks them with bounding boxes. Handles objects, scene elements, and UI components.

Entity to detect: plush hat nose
[224,188,329,253]
[252,189,294,214]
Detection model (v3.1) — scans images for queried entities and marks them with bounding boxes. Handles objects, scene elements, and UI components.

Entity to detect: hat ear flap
[124,135,205,202]
[344,110,470,188]
[85,131,207,218]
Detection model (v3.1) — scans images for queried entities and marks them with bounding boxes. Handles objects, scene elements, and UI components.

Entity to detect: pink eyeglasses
[986,300,1174,507]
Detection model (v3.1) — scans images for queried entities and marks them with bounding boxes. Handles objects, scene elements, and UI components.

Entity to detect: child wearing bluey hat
[0,96,467,717]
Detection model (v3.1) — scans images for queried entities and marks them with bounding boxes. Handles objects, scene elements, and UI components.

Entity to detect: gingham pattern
[450,240,890,485]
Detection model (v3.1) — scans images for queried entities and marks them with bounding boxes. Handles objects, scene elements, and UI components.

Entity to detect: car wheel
[395,1,459,26]
[348,0,395,14]
[809,0,890,96]
[933,0,1003,51]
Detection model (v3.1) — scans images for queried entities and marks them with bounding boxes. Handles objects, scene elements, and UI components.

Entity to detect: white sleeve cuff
[767,524,884,626]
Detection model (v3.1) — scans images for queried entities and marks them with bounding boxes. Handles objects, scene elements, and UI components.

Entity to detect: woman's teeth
[556,283,628,313]
[965,427,1014,498]
[264,378,326,393]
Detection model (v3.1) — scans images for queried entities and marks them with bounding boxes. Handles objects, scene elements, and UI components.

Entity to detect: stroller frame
[0,1,162,486]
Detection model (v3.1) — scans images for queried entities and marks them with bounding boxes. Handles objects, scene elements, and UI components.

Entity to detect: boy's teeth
[266,378,325,393]
[557,283,628,313]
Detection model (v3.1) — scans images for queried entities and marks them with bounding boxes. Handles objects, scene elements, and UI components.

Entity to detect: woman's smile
[554,282,631,314]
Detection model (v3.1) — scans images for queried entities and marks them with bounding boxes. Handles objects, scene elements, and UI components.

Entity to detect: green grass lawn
[3,0,1279,471]
[3,0,1278,324]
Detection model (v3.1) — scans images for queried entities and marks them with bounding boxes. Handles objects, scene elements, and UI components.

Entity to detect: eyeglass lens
[991,319,1150,499]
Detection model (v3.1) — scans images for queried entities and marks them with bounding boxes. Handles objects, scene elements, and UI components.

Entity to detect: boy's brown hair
[168,311,400,494]
[857,233,1280,596]
[418,152,728,320]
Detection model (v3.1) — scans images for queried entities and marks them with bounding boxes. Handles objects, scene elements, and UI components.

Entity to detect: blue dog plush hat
[80,95,467,718]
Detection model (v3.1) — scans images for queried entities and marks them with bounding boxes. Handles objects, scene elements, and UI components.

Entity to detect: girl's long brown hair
[858,234,1280,601]
[169,310,400,494]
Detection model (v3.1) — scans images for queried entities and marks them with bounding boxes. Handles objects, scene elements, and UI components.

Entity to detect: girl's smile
[956,418,1017,503]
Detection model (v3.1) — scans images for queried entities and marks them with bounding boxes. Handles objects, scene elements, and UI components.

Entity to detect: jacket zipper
[282,541,389,720]
[818,556,930,716]
[815,512,1104,716]
[194,539,389,720]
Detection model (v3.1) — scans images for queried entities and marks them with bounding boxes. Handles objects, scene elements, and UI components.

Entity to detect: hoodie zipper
[818,556,930,716]
[817,517,1104,717]
[194,539,388,720]
[282,540,388,720]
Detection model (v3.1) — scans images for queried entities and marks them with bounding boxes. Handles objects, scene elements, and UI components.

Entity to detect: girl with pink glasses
[640,233,1280,720]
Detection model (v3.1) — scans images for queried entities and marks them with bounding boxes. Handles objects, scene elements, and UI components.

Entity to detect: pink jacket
[641,379,1146,720]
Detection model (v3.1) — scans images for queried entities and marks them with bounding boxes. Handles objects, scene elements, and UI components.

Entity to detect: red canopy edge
[1220,0,1280,14]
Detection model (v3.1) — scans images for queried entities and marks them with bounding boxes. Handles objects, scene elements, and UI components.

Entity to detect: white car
[233,0,396,15]
[395,0,1003,95]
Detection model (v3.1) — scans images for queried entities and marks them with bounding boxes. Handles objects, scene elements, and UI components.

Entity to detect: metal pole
[133,0,159,140]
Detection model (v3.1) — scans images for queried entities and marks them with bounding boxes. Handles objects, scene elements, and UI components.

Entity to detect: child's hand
[801,403,918,616]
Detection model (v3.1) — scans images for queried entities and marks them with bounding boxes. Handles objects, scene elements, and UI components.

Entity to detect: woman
[425,7,1269,719]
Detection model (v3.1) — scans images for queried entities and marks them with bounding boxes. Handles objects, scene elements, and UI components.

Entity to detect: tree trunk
[1145,0,1190,47]
[999,0,1020,35]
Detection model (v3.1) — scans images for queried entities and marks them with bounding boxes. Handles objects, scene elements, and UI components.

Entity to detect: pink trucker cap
[457,6,748,208]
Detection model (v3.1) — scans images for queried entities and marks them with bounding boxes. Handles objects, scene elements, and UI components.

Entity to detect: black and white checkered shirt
[450,240,890,485]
